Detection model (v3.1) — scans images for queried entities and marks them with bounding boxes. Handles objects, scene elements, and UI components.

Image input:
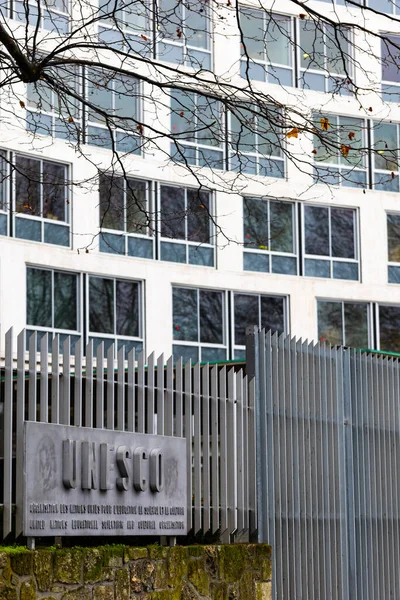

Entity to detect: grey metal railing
[0,327,256,542]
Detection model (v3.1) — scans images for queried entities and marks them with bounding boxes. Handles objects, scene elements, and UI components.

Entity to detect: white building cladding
[1,0,400,359]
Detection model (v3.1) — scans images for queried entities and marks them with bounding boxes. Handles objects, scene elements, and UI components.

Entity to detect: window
[14,154,70,246]
[0,152,8,237]
[86,68,141,154]
[368,0,400,14]
[387,214,400,283]
[229,105,284,178]
[299,20,352,94]
[170,89,224,168]
[317,300,370,348]
[99,174,154,259]
[381,35,400,102]
[303,204,358,280]
[372,121,400,192]
[243,197,297,275]
[157,0,211,69]
[88,276,143,354]
[98,0,151,55]
[233,293,287,359]
[26,66,80,140]
[26,266,80,349]
[13,0,69,34]
[160,185,214,266]
[239,9,294,86]
[172,286,226,363]
[378,304,400,352]
[313,114,366,188]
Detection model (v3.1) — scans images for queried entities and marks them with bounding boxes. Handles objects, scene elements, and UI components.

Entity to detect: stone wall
[0,544,272,600]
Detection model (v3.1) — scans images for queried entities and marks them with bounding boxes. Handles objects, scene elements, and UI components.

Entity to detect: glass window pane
[171,90,196,140]
[89,277,114,334]
[15,156,41,216]
[325,25,349,75]
[257,111,282,157]
[116,280,139,337]
[113,75,138,122]
[234,294,259,346]
[317,301,343,345]
[269,201,293,253]
[126,179,148,234]
[304,205,330,256]
[266,14,291,67]
[54,272,77,330]
[382,36,400,83]
[159,0,183,40]
[27,268,52,327]
[344,303,369,348]
[331,208,355,259]
[42,161,66,221]
[379,305,400,352]
[196,95,222,147]
[388,214,400,262]
[300,20,324,71]
[199,290,223,344]
[313,114,339,164]
[243,197,268,248]
[173,287,198,341]
[187,190,211,243]
[160,185,186,239]
[99,174,124,231]
[230,107,256,153]
[260,296,285,335]
[374,122,398,171]
[339,117,364,168]
[240,8,264,61]
[185,0,208,49]
[87,69,113,124]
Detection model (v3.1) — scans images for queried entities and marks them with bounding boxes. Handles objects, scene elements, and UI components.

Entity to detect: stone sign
[23,421,187,536]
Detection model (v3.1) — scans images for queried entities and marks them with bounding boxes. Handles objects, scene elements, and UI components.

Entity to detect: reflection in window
[26,267,79,350]
[160,186,214,266]
[381,35,400,101]
[99,174,154,259]
[157,0,211,69]
[14,0,69,34]
[243,197,297,275]
[379,305,400,352]
[239,9,293,86]
[98,0,151,55]
[303,204,358,280]
[89,276,143,355]
[387,214,400,283]
[0,152,8,237]
[172,286,226,363]
[313,114,366,188]
[233,293,286,358]
[368,0,400,14]
[299,20,352,94]
[170,89,224,168]
[373,121,400,192]
[15,155,70,247]
[229,105,284,178]
[86,68,141,154]
[317,301,369,348]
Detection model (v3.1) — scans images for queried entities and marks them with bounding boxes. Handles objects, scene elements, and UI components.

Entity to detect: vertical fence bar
[74,338,82,427]
[117,346,125,432]
[227,367,237,536]
[61,337,71,426]
[146,352,154,434]
[165,356,174,436]
[157,354,164,436]
[106,344,114,430]
[28,331,37,421]
[219,366,228,539]
[51,334,59,424]
[242,374,249,538]
[176,357,183,438]
[184,359,192,532]
[15,329,26,536]
[193,362,201,533]
[236,370,244,534]
[248,375,257,536]
[96,342,104,429]
[210,365,219,534]
[137,351,145,433]
[202,363,210,534]
[127,348,135,433]
[85,340,93,428]
[40,333,48,423]
[3,327,13,538]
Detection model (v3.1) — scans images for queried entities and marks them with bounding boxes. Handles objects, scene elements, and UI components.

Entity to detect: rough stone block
[255,582,272,600]
[148,545,168,560]
[124,547,148,561]
[34,550,53,591]
[93,584,114,600]
[54,549,83,584]
[10,551,33,576]
[187,560,209,596]
[167,547,188,587]
[154,561,168,589]
[83,549,103,583]
[115,568,130,600]
[61,586,91,600]
[130,560,155,593]
[20,579,37,600]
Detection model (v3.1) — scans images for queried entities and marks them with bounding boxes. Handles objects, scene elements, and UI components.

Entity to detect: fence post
[246,325,266,543]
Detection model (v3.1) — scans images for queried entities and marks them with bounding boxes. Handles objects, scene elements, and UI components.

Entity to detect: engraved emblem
[37,435,57,492]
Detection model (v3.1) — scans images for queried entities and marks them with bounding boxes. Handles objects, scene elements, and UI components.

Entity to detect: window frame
[242,196,298,275]
[172,285,228,363]
[372,120,400,192]
[387,211,400,283]
[381,34,400,102]
[13,152,71,247]
[87,274,144,355]
[317,298,372,348]
[376,302,400,352]
[97,0,152,56]
[159,183,215,267]
[302,203,360,281]
[12,0,70,34]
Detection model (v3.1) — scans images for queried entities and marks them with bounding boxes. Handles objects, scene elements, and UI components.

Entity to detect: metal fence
[248,327,400,600]
[0,327,256,543]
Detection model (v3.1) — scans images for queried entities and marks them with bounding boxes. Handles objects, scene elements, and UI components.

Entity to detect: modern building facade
[1,0,400,361]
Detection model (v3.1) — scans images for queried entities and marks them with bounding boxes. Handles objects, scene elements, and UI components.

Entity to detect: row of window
[26,265,400,360]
